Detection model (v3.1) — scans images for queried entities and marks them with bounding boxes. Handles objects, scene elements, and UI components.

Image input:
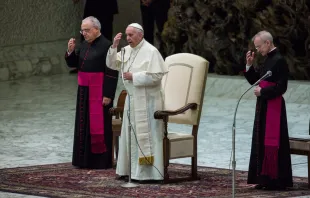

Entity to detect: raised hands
[246,50,255,66]
[67,38,76,54]
[112,33,122,48]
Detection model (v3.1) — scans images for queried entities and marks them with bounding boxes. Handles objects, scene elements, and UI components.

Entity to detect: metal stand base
[121,182,139,188]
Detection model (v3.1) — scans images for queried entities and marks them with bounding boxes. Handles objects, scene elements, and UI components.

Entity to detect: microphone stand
[231,71,271,197]
[120,48,138,188]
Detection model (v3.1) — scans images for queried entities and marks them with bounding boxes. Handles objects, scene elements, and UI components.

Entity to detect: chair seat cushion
[168,132,194,159]
[289,139,310,151]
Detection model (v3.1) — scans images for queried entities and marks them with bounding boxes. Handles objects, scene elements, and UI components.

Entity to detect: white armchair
[154,53,209,183]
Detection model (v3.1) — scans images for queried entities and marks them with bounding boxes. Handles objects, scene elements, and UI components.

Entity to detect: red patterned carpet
[0,163,309,198]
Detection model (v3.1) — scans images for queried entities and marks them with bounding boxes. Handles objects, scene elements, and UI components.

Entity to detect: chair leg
[192,129,198,180]
[191,156,198,179]
[115,136,119,161]
[163,137,169,183]
[112,134,115,167]
[308,153,310,189]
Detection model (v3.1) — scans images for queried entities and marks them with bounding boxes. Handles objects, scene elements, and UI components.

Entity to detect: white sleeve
[106,46,121,71]
[67,50,73,56]
[245,64,252,72]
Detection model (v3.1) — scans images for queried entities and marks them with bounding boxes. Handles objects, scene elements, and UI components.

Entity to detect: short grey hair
[252,30,273,43]
[82,16,101,30]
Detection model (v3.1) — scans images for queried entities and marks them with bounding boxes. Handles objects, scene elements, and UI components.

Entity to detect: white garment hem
[116,174,164,181]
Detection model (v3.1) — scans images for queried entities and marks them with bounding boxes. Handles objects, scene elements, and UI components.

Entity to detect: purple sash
[259,80,282,179]
[78,71,106,153]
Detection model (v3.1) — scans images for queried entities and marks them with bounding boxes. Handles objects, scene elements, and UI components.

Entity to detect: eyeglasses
[255,41,267,50]
[80,28,92,34]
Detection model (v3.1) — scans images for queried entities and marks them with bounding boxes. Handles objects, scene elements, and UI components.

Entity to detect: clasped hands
[254,86,261,97]
[246,51,261,97]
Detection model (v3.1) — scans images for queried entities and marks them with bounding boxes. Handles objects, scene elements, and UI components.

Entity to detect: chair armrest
[154,103,197,119]
[109,107,124,115]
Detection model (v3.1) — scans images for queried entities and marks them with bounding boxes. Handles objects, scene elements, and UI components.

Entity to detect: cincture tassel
[139,156,154,165]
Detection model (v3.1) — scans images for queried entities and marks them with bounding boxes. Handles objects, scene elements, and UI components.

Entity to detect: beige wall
[0,0,141,81]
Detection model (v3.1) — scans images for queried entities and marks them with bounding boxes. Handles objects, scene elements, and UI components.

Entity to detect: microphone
[121,48,125,78]
[253,70,272,86]
[230,70,272,198]
[121,47,125,55]
[121,48,125,62]
[266,70,272,76]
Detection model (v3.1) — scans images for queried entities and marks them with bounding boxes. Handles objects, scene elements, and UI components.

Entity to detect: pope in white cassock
[106,23,168,181]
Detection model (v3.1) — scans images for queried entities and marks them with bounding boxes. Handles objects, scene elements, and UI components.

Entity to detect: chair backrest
[114,90,127,119]
[116,90,127,108]
[162,53,209,125]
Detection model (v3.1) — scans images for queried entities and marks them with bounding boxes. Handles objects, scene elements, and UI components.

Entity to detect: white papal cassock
[106,38,168,180]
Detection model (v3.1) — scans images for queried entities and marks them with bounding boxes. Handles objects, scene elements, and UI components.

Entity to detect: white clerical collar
[131,39,144,51]
[269,47,277,53]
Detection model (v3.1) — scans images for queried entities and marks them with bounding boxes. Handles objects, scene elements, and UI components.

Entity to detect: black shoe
[254,184,265,189]
[265,185,286,191]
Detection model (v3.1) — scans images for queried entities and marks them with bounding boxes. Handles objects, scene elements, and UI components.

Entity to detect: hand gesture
[246,50,255,66]
[122,72,133,81]
[68,38,76,54]
[102,97,111,106]
[254,86,261,97]
[112,33,122,48]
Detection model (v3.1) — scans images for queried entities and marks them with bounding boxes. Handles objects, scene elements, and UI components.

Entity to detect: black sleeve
[260,58,289,100]
[244,66,260,85]
[103,67,119,100]
[64,49,79,68]
[102,41,119,100]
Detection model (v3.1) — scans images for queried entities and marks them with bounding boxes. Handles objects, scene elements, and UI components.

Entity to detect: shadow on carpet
[0,163,309,198]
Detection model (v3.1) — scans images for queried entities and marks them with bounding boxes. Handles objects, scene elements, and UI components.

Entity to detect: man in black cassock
[65,16,118,169]
[244,30,293,190]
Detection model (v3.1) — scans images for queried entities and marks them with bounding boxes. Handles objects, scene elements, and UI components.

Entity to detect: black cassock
[244,48,293,188]
[65,35,118,169]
